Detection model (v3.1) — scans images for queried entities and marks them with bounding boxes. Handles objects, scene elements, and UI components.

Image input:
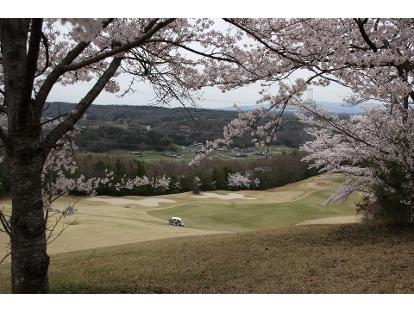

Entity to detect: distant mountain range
[219,101,380,114]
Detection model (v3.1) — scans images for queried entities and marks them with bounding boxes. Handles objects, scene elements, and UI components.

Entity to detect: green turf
[149,178,359,232]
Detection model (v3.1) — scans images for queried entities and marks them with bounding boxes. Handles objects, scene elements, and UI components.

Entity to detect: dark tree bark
[0,18,124,293]
[1,18,49,293]
[8,136,48,293]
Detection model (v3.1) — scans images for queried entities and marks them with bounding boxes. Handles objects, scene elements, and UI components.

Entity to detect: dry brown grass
[2,223,414,293]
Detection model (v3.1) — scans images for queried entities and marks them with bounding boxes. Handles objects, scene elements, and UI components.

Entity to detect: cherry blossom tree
[0,17,242,293]
[299,103,414,224]
[227,172,260,189]
[195,18,414,222]
[195,18,414,158]
[150,175,171,193]
[227,172,251,189]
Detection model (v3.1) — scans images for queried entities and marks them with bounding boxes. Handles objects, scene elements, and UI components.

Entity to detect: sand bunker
[192,192,257,200]
[87,197,176,207]
[296,215,362,226]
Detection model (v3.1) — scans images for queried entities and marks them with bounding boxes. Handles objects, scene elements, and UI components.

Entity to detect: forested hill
[43,102,236,125]
[43,102,309,152]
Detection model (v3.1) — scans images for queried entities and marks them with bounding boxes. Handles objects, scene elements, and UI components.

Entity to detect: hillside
[2,223,414,293]
[43,102,309,152]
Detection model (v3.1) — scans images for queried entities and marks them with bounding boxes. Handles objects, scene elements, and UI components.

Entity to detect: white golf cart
[169,217,184,227]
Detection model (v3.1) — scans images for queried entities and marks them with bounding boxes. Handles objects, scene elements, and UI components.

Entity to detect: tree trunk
[1,19,49,293]
[8,135,48,293]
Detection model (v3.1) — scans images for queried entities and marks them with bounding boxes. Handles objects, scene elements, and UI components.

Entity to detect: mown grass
[149,180,359,232]
[151,194,358,231]
[2,223,414,293]
[0,175,359,257]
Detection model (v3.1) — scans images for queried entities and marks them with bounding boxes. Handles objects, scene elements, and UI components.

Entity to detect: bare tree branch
[223,18,307,66]
[147,39,241,64]
[42,57,122,149]
[0,209,11,236]
[21,19,43,104]
[0,251,11,265]
[34,19,114,117]
[40,113,68,126]
[35,31,50,78]
[354,18,378,52]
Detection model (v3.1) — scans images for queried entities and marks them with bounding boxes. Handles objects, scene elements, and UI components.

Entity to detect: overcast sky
[48,74,353,109]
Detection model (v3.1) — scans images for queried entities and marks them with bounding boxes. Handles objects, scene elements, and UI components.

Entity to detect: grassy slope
[0,174,359,256]
[150,175,359,231]
[2,223,414,293]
